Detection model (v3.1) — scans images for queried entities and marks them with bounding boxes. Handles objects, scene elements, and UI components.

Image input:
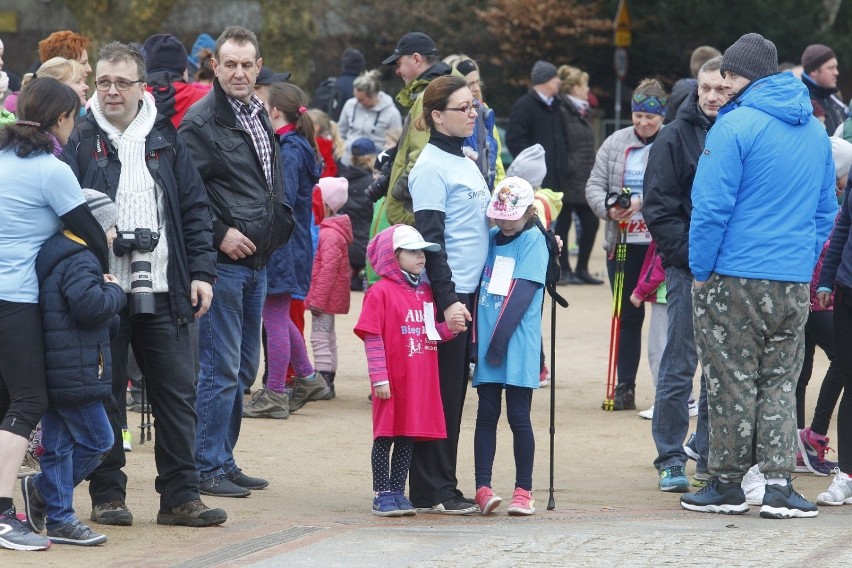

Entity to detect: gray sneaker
[242,388,289,419]
[289,372,331,412]
[0,507,51,551]
[47,519,107,546]
[21,475,46,532]
[90,499,133,526]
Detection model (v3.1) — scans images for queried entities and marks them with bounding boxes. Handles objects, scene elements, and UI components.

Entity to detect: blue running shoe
[680,477,749,515]
[393,492,416,516]
[760,482,818,519]
[372,492,403,517]
[683,433,699,461]
[659,465,689,492]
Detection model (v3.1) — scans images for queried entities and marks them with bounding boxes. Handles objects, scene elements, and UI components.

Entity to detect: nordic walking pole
[603,189,631,411]
[547,291,557,510]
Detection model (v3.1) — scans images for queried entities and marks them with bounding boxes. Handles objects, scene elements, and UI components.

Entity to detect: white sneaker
[688,400,698,417]
[638,406,654,420]
[742,464,765,505]
[816,470,852,505]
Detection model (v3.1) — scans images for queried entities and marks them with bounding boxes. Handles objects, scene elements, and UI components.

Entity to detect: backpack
[311,77,344,122]
[534,218,569,308]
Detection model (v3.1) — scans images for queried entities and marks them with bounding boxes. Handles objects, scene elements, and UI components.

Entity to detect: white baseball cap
[392,225,441,252]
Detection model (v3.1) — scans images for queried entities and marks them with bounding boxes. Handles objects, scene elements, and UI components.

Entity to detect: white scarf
[90,91,169,293]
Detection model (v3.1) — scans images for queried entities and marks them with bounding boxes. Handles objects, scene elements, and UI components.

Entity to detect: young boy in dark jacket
[21,189,125,546]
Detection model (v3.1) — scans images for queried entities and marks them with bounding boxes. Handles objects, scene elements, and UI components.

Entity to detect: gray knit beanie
[721,33,778,81]
[531,60,558,86]
[82,188,118,232]
[506,144,547,188]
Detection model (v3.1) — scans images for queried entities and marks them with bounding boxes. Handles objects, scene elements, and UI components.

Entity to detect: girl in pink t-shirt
[354,225,466,517]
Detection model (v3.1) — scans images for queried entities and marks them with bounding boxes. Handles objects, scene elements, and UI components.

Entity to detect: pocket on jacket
[228,201,267,243]
[214,136,242,153]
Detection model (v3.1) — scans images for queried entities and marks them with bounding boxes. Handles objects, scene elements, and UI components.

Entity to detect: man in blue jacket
[681,33,837,519]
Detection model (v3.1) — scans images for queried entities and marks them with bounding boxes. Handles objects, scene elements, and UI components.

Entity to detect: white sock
[766,477,788,486]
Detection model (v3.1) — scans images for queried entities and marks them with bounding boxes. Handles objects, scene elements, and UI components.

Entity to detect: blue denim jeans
[652,266,709,473]
[36,402,113,527]
[195,263,266,481]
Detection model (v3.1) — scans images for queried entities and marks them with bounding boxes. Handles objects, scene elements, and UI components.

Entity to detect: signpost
[613,0,631,131]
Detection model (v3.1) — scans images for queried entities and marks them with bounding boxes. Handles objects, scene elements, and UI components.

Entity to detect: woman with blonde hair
[6,58,88,115]
[555,64,600,285]
[337,69,401,164]
[23,57,88,106]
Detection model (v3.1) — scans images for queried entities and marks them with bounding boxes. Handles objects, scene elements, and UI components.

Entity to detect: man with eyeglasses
[61,41,225,528]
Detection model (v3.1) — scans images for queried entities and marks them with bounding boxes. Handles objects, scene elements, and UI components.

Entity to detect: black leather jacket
[179,79,293,269]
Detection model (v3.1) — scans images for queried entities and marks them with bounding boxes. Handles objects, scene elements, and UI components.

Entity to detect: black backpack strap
[535,218,569,308]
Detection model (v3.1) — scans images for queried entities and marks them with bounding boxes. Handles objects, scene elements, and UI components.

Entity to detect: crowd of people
[1,24,852,553]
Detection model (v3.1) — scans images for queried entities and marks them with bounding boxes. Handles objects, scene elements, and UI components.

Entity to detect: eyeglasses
[95,79,143,92]
[444,101,480,116]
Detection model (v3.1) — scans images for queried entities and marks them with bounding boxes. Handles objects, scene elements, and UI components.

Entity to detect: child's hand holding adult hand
[373,384,391,400]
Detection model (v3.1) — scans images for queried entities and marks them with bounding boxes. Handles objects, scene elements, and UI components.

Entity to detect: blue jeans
[195,263,266,481]
[36,402,113,527]
[652,266,709,473]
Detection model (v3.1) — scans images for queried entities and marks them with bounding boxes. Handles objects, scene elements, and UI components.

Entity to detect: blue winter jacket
[266,131,322,296]
[689,72,837,283]
[36,232,126,406]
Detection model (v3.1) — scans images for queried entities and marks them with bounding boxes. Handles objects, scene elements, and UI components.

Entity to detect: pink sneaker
[474,486,502,515]
[506,487,535,516]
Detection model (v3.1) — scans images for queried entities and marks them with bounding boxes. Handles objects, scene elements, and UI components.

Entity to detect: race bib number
[625,212,651,244]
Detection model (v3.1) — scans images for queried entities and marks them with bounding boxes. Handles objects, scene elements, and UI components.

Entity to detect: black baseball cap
[382,32,438,65]
[255,66,291,85]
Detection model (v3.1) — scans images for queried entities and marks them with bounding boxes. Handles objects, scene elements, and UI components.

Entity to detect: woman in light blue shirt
[0,78,107,552]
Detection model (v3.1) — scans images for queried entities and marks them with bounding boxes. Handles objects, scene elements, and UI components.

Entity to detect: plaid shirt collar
[227,93,274,189]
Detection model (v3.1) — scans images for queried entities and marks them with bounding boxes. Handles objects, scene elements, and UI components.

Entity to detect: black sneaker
[21,475,46,532]
[199,475,251,497]
[602,384,636,411]
[157,499,227,527]
[760,481,818,519]
[0,507,51,551]
[47,519,107,546]
[226,468,269,490]
[429,496,479,515]
[90,499,133,526]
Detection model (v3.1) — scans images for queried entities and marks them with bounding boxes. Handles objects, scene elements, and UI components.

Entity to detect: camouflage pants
[692,274,808,480]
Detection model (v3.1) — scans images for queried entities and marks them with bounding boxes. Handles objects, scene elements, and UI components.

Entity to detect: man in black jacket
[62,42,225,527]
[505,60,579,283]
[801,43,849,135]
[180,26,292,499]
[642,56,726,494]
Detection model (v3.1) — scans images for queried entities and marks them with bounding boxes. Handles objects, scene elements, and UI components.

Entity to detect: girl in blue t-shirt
[472,177,548,517]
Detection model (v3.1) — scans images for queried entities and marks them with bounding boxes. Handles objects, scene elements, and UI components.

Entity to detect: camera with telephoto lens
[605,187,633,210]
[364,147,397,203]
[112,228,160,320]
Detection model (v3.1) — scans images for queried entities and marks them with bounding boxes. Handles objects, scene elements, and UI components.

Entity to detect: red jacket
[306,214,354,314]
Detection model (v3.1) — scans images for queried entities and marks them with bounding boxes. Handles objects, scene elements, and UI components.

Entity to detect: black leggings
[796,310,844,433]
[0,301,48,438]
[555,204,600,272]
[830,287,852,473]
[372,436,413,493]
[606,243,648,388]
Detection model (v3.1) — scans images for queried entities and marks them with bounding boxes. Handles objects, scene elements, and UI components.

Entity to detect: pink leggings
[263,293,314,393]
